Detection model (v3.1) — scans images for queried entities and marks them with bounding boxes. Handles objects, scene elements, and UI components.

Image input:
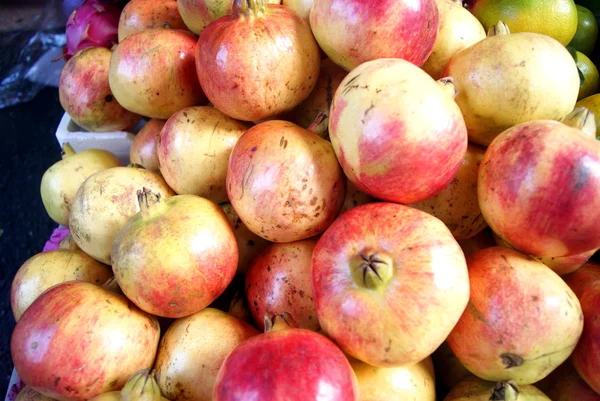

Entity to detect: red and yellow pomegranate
[111,189,238,318]
[157,106,249,202]
[538,362,600,401]
[563,261,600,298]
[444,377,551,401]
[226,120,346,243]
[282,0,312,21]
[11,281,160,401]
[310,0,439,70]
[447,246,584,384]
[117,0,188,41]
[196,0,320,122]
[129,119,164,172]
[154,308,259,401]
[59,47,141,132]
[329,58,467,204]
[245,239,319,331]
[109,28,206,119]
[478,108,600,258]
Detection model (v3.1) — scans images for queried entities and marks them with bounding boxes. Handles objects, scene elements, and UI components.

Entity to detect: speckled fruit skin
[309,0,439,70]
[478,120,600,258]
[444,377,551,401]
[117,0,188,41]
[350,356,436,401]
[10,249,111,321]
[130,119,165,172]
[157,106,250,203]
[447,246,584,385]
[196,3,320,122]
[226,120,346,243]
[11,281,160,401]
[111,195,238,318]
[154,308,259,401]
[410,143,487,240]
[245,239,319,331]
[329,58,467,204]
[312,202,470,367]
[109,28,206,119]
[59,47,141,132]
[69,166,175,264]
[213,327,359,401]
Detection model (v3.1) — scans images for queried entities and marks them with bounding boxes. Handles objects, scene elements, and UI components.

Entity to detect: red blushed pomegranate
[195,0,321,122]
[111,189,238,318]
[226,120,346,243]
[213,315,359,401]
[478,116,600,258]
[537,362,600,401]
[310,0,439,71]
[11,281,160,401]
[117,0,188,42]
[245,239,319,331]
[109,28,206,119]
[130,119,164,172]
[447,246,584,384]
[570,280,600,394]
[59,47,141,132]
[329,58,467,204]
[563,261,600,299]
[312,202,470,367]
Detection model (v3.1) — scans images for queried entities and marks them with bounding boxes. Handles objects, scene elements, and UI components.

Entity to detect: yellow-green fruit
[576,51,600,100]
[575,93,600,138]
[40,144,121,225]
[443,23,580,146]
[469,0,578,46]
[422,0,486,79]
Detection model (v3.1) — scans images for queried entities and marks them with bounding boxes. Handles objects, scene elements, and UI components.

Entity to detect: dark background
[0,87,63,398]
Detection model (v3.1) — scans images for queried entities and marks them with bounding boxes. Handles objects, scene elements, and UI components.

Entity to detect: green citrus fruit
[568,5,599,55]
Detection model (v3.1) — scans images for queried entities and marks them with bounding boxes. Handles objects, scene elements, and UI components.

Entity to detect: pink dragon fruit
[64,0,122,60]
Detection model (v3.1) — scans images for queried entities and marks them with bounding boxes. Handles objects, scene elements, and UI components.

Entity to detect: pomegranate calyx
[137,187,165,219]
[561,107,597,138]
[487,21,510,37]
[61,143,77,159]
[121,368,161,401]
[263,312,296,333]
[489,380,519,401]
[350,250,393,291]
[233,0,267,18]
[436,77,458,99]
[229,291,251,322]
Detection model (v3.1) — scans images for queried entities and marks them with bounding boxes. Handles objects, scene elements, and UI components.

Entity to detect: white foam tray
[55,112,148,165]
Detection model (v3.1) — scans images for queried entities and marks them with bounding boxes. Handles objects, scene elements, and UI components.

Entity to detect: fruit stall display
[7,0,600,400]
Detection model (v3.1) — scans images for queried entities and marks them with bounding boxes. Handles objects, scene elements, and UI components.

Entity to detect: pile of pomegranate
[10,0,600,400]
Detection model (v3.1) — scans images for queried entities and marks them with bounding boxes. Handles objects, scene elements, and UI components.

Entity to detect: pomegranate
[444,377,551,401]
[537,362,600,401]
[11,249,111,321]
[154,308,259,401]
[287,58,347,137]
[11,281,160,401]
[59,233,81,251]
[245,239,318,331]
[421,0,485,79]
[111,189,237,318]
[329,58,467,204]
[130,119,165,172]
[109,28,206,119]
[40,144,120,226]
[65,0,121,59]
[340,178,375,213]
[117,0,188,42]
[59,47,141,132]
[478,109,600,258]
[410,143,487,240]
[177,0,280,35]
[312,202,469,367]
[570,280,600,394]
[457,228,496,259]
[443,21,580,146]
[282,0,312,21]
[213,314,359,401]
[196,0,320,122]
[219,202,270,274]
[432,341,473,389]
[309,0,439,70]
[69,166,175,264]
[350,356,436,401]
[563,261,600,298]
[120,369,160,401]
[447,246,583,384]
[226,120,346,242]
[157,106,249,202]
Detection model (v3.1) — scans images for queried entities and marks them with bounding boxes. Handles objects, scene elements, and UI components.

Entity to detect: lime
[577,51,600,100]
[470,0,578,46]
[569,5,598,55]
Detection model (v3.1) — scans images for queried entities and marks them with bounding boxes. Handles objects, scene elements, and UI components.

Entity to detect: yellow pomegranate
[422,0,486,79]
[443,21,580,146]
